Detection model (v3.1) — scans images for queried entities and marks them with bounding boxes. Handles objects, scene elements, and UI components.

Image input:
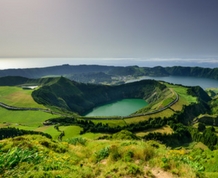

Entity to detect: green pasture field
[60,125,83,139]
[91,119,127,127]
[13,125,40,131]
[80,132,107,139]
[124,108,175,124]
[155,88,177,109]
[161,97,175,107]
[35,125,65,140]
[166,84,197,104]
[135,125,173,137]
[0,107,57,127]
[0,86,46,108]
[0,123,34,133]
[22,125,83,140]
[170,97,187,111]
[39,125,60,140]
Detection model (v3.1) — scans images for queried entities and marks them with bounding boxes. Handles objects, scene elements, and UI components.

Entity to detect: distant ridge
[0,65,218,81]
[0,64,113,79]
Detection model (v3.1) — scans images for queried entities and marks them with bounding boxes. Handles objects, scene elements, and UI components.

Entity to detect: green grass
[166,84,197,104]
[39,125,60,140]
[161,97,175,106]
[81,132,107,139]
[92,119,127,127]
[135,125,173,137]
[124,109,174,124]
[0,86,46,108]
[13,125,40,131]
[34,125,69,140]
[0,135,202,177]
[0,108,57,127]
[60,125,83,139]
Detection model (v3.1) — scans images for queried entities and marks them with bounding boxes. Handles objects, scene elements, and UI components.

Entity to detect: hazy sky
[0,0,218,68]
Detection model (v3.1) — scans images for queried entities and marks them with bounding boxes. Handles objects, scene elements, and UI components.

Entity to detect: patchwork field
[0,81,199,139]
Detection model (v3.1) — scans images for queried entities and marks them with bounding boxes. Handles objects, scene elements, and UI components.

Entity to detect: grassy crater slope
[32,77,167,115]
[0,134,209,178]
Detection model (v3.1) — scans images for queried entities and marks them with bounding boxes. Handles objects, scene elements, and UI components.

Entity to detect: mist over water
[0,58,218,69]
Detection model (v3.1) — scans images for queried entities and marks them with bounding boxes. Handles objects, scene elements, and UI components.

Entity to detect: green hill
[0,75,217,177]
[32,77,167,115]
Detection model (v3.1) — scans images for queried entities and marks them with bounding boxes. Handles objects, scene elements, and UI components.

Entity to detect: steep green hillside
[32,77,167,115]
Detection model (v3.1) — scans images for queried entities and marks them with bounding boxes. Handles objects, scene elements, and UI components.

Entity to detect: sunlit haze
[0,0,218,69]
[0,58,218,70]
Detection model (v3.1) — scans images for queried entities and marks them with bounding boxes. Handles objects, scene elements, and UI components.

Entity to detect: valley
[0,65,218,177]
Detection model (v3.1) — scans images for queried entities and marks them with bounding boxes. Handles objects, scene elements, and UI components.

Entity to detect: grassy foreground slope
[0,134,209,178]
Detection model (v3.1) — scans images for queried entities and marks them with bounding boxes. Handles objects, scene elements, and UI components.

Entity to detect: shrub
[39,139,68,153]
[109,145,120,161]
[66,137,87,146]
[123,150,134,162]
[112,130,138,140]
[144,145,155,161]
[128,163,143,175]
[95,146,110,162]
[198,122,206,132]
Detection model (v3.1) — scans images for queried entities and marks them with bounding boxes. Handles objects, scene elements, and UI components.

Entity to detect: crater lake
[85,99,148,117]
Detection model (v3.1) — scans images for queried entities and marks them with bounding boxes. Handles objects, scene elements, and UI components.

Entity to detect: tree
[198,122,206,132]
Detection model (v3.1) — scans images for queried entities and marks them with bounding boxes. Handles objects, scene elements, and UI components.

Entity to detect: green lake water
[85,99,148,117]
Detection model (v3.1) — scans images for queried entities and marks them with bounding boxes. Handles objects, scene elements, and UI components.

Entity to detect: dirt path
[144,166,176,178]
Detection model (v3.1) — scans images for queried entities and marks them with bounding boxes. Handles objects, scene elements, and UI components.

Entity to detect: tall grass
[0,147,43,174]
[0,135,204,177]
